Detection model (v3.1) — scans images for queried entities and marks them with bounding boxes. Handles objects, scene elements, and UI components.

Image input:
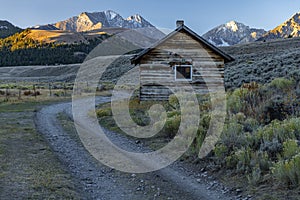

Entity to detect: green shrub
[227,78,299,124]
[96,108,112,118]
[235,147,252,173]
[169,94,179,109]
[256,119,298,144]
[250,151,271,172]
[227,89,244,114]
[272,153,300,188]
[191,126,207,154]
[167,110,180,118]
[164,115,181,138]
[220,120,245,150]
[243,117,259,133]
[214,144,228,160]
[269,78,295,91]
[247,165,262,186]
[282,140,300,160]
[225,154,239,169]
[259,139,282,160]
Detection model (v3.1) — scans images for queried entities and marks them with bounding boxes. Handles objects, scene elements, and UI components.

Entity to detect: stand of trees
[0,29,109,66]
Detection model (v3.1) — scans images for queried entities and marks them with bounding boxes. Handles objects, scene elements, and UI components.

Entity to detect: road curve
[35,98,235,200]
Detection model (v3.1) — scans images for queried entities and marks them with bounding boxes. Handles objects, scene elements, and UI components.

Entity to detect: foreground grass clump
[96,95,210,153]
[227,78,299,124]
[215,78,300,193]
[97,98,181,142]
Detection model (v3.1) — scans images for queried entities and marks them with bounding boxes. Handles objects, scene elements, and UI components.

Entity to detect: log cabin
[131,20,234,101]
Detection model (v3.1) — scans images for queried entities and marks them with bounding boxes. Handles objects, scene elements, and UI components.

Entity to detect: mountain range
[203,12,300,46]
[33,10,154,32]
[2,10,300,47]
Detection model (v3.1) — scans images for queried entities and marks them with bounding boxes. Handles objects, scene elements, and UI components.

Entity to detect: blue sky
[0,0,299,34]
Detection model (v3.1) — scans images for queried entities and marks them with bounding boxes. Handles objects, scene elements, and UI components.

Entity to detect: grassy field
[0,96,82,199]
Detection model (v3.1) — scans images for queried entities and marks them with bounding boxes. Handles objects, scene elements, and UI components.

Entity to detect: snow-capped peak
[226,21,239,32]
[104,10,118,20]
[202,21,266,46]
[51,10,154,32]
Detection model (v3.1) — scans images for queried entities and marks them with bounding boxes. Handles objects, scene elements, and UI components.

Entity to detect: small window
[175,65,192,81]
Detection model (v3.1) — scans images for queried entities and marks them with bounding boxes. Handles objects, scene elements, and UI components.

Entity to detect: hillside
[221,37,300,89]
[0,29,109,66]
[27,30,87,44]
[0,26,162,67]
[0,20,22,38]
[259,12,300,41]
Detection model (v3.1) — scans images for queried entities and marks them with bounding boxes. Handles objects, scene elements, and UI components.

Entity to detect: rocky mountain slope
[258,12,300,41]
[0,20,22,38]
[32,24,59,31]
[31,10,165,44]
[202,21,266,46]
[38,10,154,32]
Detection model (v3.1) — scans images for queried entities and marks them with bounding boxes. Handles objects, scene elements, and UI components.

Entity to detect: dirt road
[35,97,237,200]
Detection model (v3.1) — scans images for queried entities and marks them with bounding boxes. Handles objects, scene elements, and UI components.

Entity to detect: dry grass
[0,103,81,199]
[26,29,109,44]
[27,29,87,44]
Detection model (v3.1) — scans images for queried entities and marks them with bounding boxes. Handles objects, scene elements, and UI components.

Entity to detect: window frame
[174,65,193,81]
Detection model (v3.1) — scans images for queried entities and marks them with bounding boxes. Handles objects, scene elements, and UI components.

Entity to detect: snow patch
[208,39,217,46]
[0,26,8,30]
[219,39,230,47]
[105,10,117,19]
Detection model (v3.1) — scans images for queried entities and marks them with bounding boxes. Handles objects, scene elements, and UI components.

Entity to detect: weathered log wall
[139,30,225,101]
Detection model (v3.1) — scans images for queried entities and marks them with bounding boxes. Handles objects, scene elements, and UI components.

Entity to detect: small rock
[131,174,136,178]
[196,179,201,183]
[201,172,208,177]
[236,188,242,194]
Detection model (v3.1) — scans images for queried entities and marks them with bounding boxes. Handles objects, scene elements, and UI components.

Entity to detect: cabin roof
[131,24,234,65]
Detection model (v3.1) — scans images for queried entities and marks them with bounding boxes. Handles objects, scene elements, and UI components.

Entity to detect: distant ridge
[258,12,300,41]
[0,20,22,38]
[202,21,266,46]
[34,10,155,32]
